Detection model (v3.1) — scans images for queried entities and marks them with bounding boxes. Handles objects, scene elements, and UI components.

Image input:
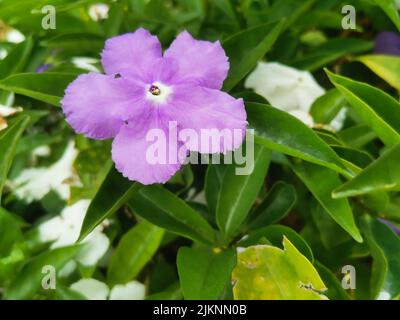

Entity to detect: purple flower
[379,219,400,235]
[36,64,51,73]
[61,28,247,185]
[374,32,400,56]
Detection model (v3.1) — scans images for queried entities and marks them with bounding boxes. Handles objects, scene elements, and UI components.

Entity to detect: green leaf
[0,73,77,107]
[0,114,30,203]
[128,185,217,245]
[232,237,327,300]
[314,261,350,300]
[290,38,372,71]
[246,102,349,176]
[0,208,23,256]
[355,55,400,91]
[222,20,285,91]
[216,145,271,238]
[4,245,81,300]
[291,160,362,242]
[78,167,140,241]
[213,0,240,29]
[54,285,87,300]
[0,37,33,79]
[41,34,104,53]
[204,164,226,217]
[326,70,400,147]
[238,225,314,262]
[361,215,400,300]
[177,247,236,300]
[334,143,400,198]
[70,146,112,204]
[247,181,296,229]
[332,145,374,169]
[338,124,377,148]
[310,89,346,124]
[372,0,400,31]
[108,220,164,286]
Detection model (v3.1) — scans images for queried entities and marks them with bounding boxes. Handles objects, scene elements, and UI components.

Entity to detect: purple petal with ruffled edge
[374,32,400,56]
[164,31,229,89]
[61,73,145,140]
[101,28,162,81]
[62,28,248,185]
[112,111,187,185]
[165,85,247,154]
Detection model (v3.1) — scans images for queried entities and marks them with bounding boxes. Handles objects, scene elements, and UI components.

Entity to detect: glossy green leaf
[332,145,374,169]
[334,143,400,198]
[128,185,217,245]
[0,73,77,107]
[216,145,271,238]
[0,115,30,203]
[361,215,400,300]
[204,164,226,217]
[372,0,400,31]
[338,124,377,148]
[290,38,372,71]
[310,89,346,124]
[0,208,23,256]
[232,237,327,300]
[314,261,350,300]
[4,245,81,300]
[246,102,349,176]
[355,55,400,91]
[177,247,236,300]
[108,220,164,286]
[292,160,362,242]
[222,20,285,91]
[247,181,296,229]
[326,70,400,147]
[79,167,140,241]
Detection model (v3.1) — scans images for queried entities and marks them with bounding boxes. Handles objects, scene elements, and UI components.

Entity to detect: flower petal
[167,85,247,153]
[70,279,109,300]
[77,232,110,266]
[109,281,146,300]
[61,73,143,140]
[101,28,162,80]
[245,62,325,112]
[164,31,229,89]
[111,115,187,185]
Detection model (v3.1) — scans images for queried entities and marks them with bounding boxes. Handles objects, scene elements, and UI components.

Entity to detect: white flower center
[146,82,172,105]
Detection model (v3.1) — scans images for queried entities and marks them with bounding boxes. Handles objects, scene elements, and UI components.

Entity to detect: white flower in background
[38,200,110,266]
[72,57,101,73]
[70,279,109,300]
[5,29,25,43]
[88,3,109,21]
[70,279,146,300]
[0,105,22,117]
[396,0,400,10]
[13,141,78,202]
[0,93,23,131]
[32,145,51,158]
[109,282,146,300]
[0,48,7,59]
[245,62,346,130]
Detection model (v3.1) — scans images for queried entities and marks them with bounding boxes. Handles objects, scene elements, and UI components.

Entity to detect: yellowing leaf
[355,55,400,91]
[232,237,327,300]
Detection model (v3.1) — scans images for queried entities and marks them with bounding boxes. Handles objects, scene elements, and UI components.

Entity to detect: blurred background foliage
[0,0,400,300]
